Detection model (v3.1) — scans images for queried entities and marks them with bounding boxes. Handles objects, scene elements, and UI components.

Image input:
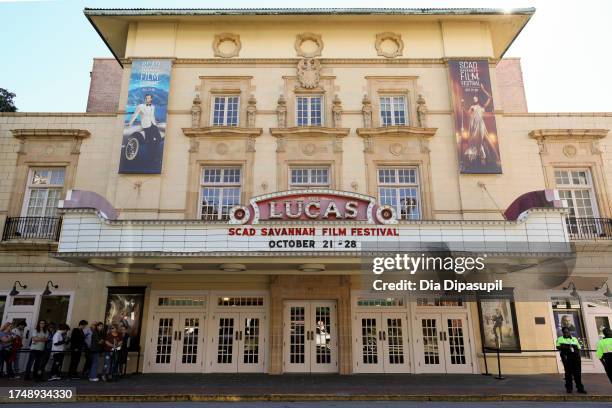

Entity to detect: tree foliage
[0,88,17,112]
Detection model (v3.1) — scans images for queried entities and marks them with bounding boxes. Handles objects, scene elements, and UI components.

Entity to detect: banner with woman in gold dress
[449,60,502,174]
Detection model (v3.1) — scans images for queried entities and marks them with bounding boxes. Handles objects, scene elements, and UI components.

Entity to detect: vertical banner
[449,60,502,174]
[119,59,172,174]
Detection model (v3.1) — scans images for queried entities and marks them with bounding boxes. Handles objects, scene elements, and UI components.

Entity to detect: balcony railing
[2,217,62,241]
[566,217,612,240]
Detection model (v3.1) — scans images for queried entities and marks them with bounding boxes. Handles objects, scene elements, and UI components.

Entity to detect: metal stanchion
[494,347,505,380]
[482,346,491,376]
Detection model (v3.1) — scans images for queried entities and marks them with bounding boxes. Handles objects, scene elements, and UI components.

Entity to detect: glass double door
[149,313,204,373]
[414,313,473,373]
[210,312,265,372]
[283,301,337,373]
[354,312,410,373]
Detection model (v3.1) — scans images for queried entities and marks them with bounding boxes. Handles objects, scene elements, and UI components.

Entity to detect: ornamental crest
[297,58,321,89]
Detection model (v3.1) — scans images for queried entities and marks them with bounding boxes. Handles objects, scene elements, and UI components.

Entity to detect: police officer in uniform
[556,326,586,393]
[596,327,612,383]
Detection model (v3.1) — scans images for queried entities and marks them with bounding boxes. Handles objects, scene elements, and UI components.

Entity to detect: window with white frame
[554,169,599,218]
[379,95,407,126]
[212,95,240,126]
[200,167,241,220]
[22,168,65,217]
[378,168,421,220]
[289,167,330,189]
[296,96,323,126]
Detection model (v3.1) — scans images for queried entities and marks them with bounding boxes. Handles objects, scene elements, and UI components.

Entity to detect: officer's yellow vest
[596,337,612,359]
[556,335,581,349]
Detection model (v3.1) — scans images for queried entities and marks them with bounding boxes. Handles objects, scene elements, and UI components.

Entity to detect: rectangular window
[200,167,241,220]
[296,96,323,126]
[212,96,240,126]
[378,168,421,220]
[380,95,407,126]
[555,169,600,237]
[22,168,65,217]
[289,167,330,189]
[555,169,598,218]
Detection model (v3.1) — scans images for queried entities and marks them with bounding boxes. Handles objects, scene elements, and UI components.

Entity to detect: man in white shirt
[127,94,163,169]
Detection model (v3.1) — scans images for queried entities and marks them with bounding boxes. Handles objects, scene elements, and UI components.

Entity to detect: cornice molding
[356,126,437,138]
[11,129,91,140]
[528,129,609,140]
[122,57,501,66]
[270,127,350,138]
[182,127,263,138]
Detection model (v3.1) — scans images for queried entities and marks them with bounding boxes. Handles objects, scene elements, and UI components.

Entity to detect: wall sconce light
[563,282,579,298]
[42,281,59,296]
[10,281,27,296]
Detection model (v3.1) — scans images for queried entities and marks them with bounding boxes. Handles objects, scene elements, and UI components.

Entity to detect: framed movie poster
[119,59,172,174]
[104,287,146,351]
[477,289,521,352]
[449,59,502,174]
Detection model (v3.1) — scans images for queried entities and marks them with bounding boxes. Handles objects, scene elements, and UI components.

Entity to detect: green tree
[0,88,17,112]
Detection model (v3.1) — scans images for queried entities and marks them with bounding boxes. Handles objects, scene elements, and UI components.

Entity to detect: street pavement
[9,402,612,408]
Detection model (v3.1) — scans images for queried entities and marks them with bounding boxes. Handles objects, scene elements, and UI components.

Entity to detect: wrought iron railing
[2,217,62,241]
[566,217,612,240]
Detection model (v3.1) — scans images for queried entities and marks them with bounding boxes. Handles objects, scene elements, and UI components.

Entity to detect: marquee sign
[228,189,397,225]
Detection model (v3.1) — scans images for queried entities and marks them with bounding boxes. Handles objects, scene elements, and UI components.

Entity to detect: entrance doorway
[414,313,473,373]
[149,312,205,373]
[210,312,265,372]
[283,301,337,373]
[353,312,410,373]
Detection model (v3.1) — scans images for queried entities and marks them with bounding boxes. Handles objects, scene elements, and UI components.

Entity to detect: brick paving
[0,373,610,399]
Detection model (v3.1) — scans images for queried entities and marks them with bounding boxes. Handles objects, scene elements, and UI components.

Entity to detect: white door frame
[283,300,338,373]
[410,300,477,374]
[144,290,209,373]
[352,311,411,373]
[206,291,269,373]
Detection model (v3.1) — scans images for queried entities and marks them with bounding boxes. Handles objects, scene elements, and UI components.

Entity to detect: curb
[68,393,612,403]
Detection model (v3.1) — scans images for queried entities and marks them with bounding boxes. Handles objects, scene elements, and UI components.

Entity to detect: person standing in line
[24,320,48,381]
[10,322,26,376]
[49,324,70,381]
[82,322,93,377]
[40,322,56,378]
[556,326,587,394]
[68,320,87,379]
[102,325,123,382]
[0,323,15,378]
[596,327,612,383]
[88,322,104,382]
[117,324,130,376]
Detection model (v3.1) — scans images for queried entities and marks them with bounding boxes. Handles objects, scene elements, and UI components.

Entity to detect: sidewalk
[0,373,610,402]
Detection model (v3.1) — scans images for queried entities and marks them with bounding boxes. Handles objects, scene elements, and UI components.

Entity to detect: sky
[0,0,611,113]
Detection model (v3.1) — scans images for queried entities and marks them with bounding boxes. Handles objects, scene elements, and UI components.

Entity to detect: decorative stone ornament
[563,144,577,158]
[332,94,343,128]
[276,95,288,128]
[295,32,323,58]
[246,94,257,128]
[375,32,404,58]
[362,94,373,128]
[297,58,321,89]
[416,94,428,128]
[213,33,242,58]
[191,93,202,128]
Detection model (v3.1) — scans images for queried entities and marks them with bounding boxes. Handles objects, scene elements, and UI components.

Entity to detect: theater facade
[0,8,611,376]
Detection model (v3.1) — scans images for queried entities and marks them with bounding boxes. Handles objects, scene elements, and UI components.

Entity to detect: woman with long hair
[24,320,48,381]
